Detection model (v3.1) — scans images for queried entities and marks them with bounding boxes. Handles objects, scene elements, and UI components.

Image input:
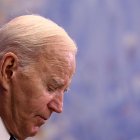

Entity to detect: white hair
[0,15,77,67]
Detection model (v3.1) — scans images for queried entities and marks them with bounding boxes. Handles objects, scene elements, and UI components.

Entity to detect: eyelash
[47,85,69,94]
[64,87,70,93]
[47,86,56,92]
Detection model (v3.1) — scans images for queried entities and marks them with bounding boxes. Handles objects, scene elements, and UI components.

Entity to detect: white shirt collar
[0,117,10,140]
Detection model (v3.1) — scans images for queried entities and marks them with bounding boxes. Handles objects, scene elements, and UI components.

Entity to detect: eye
[47,85,56,93]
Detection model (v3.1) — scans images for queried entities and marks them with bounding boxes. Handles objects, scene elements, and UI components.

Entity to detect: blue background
[0,0,140,140]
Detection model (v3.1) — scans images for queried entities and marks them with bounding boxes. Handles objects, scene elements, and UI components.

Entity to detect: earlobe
[0,52,18,82]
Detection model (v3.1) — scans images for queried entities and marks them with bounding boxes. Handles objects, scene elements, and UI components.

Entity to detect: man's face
[3,52,76,139]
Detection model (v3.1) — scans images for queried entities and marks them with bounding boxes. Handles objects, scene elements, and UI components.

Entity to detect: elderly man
[0,15,77,140]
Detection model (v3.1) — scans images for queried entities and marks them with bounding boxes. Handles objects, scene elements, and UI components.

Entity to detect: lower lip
[37,116,46,125]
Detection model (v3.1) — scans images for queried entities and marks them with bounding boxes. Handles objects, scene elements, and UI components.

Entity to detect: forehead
[28,51,75,88]
[39,51,76,77]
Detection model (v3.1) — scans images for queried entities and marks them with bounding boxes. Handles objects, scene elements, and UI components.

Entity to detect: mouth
[35,115,47,126]
[35,113,52,124]
[39,116,48,121]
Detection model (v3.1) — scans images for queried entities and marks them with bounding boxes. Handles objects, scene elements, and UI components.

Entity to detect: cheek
[27,95,51,113]
[13,74,52,114]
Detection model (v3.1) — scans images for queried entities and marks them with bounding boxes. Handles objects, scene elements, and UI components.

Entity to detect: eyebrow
[50,77,70,92]
[50,77,65,87]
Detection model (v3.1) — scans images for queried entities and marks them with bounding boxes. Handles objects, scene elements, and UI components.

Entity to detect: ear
[0,52,18,90]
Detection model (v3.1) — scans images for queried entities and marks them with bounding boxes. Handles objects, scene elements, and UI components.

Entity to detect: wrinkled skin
[0,52,76,140]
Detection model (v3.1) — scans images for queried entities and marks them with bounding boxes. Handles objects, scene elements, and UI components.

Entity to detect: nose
[48,93,64,113]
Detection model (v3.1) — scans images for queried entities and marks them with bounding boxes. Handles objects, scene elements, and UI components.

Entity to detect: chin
[24,118,44,138]
[23,125,39,139]
[30,126,40,136]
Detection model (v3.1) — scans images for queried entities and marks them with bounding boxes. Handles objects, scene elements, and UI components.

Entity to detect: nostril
[48,100,63,113]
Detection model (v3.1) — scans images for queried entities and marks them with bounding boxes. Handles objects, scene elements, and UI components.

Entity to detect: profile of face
[0,51,76,139]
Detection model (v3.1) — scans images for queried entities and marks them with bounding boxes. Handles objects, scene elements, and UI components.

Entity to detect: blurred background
[1,0,140,140]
